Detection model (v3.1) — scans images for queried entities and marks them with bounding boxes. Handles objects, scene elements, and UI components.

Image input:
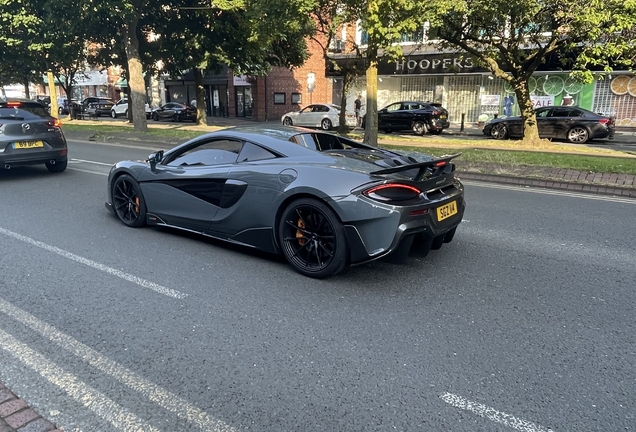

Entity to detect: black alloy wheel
[279,198,348,278]
[490,123,508,139]
[112,174,147,228]
[283,117,293,126]
[152,112,159,121]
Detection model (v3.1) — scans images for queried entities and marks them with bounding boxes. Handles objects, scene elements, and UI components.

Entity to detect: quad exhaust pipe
[4,164,10,170]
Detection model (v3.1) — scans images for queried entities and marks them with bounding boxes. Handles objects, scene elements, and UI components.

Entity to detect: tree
[314,0,450,145]
[434,0,636,142]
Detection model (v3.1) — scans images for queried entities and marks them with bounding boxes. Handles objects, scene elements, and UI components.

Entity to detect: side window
[386,103,401,112]
[289,133,319,150]
[536,109,551,118]
[237,142,278,162]
[315,133,343,151]
[550,108,570,117]
[165,139,242,167]
[567,109,582,117]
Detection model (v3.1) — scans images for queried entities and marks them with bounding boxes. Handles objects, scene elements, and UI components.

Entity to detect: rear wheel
[429,128,442,135]
[58,107,64,115]
[412,121,426,136]
[321,118,332,130]
[282,117,293,126]
[112,174,147,228]
[46,159,67,173]
[279,198,348,278]
[490,123,508,139]
[567,126,589,143]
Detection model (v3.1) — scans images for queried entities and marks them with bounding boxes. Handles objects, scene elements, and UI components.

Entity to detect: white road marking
[0,328,161,432]
[70,158,113,166]
[465,180,636,204]
[0,227,187,299]
[67,138,173,151]
[67,167,108,176]
[440,392,553,432]
[0,296,235,432]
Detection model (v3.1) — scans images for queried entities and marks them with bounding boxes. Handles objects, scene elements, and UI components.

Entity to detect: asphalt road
[0,140,634,432]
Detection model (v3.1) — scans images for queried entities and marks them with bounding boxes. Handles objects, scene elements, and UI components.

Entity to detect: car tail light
[363,183,422,203]
[7,101,21,107]
[598,118,610,125]
[48,118,62,127]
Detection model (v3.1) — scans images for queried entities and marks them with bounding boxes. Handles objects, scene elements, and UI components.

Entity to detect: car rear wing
[370,153,461,181]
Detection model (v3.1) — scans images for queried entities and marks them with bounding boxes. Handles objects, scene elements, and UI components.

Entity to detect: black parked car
[83,97,115,117]
[363,101,450,135]
[151,102,196,122]
[0,99,68,172]
[483,106,615,143]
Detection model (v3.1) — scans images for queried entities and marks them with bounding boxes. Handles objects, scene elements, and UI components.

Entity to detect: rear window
[0,102,51,119]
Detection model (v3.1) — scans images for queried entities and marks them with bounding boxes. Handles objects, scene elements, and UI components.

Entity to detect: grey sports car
[105,126,465,278]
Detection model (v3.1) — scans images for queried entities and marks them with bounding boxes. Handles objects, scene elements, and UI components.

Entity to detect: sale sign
[531,96,555,107]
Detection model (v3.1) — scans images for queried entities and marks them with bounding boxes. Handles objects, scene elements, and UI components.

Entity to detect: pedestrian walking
[354,95,363,127]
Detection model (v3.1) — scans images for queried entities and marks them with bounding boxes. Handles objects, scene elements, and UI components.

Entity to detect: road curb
[0,383,61,432]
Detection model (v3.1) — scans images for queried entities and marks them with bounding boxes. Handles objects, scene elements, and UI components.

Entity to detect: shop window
[291,93,302,104]
[274,93,286,104]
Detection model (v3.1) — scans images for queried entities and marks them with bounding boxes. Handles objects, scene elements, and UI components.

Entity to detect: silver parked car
[281,104,356,130]
[106,126,465,278]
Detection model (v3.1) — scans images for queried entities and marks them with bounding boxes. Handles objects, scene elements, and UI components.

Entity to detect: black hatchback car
[0,99,68,172]
[151,102,197,122]
[364,101,450,135]
[483,106,615,143]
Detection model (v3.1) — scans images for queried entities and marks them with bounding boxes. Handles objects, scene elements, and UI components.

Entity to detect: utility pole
[47,71,59,118]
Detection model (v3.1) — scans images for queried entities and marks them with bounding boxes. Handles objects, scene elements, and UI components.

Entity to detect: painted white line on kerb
[0,227,187,299]
[0,296,236,432]
[440,392,554,432]
[0,328,161,432]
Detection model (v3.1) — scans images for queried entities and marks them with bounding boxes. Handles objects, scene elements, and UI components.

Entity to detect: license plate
[13,140,44,149]
[436,200,458,221]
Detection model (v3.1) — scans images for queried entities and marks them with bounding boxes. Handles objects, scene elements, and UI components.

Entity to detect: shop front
[327,52,636,126]
[233,75,252,118]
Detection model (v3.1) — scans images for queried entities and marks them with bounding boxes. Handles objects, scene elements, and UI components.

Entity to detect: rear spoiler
[370,153,461,181]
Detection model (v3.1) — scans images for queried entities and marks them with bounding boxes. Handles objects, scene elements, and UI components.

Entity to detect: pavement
[0,116,635,432]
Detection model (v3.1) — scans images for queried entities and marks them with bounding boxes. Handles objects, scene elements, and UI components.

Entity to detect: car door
[397,103,418,130]
[159,103,176,119]
[296,105,316,126]
[549,107,582,139]
[136,138,243,232]
[534,107,553,138]
[114,99,127,115]
[379,103,402,129]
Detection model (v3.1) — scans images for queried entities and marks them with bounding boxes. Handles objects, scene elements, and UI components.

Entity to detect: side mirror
[148,150,164,169]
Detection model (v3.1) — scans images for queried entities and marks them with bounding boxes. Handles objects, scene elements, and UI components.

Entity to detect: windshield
[0,102,50,119]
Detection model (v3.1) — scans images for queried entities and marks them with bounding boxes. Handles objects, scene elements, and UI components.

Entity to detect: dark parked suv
[364,101,450,135]
[0,99,68,172]
[80,97,114,117]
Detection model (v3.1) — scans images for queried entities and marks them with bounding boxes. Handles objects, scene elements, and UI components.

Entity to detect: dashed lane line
[440,392,554,432]
[0,296,235,432]
[0,227,187,299]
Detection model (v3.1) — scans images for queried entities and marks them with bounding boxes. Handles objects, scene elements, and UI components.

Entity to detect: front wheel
[152,112,159,121]
[58,107,64,115]
[279,198,348,278]
[282,117,293,126]
[321,118,332,130]
[111,110,117,118]
[46,159,67,173]
[567,126,589,143]
[112,174,147,228]
[490,123,508,139]
[412,121,426,136]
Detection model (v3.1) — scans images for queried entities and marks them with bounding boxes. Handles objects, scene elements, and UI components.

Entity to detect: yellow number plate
[436,200,458,222]
[13,140,44,149]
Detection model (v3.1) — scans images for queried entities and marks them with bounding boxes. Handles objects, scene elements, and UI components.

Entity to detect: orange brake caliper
[296,218,306,246]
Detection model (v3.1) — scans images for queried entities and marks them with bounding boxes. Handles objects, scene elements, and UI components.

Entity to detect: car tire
[412,121,426,136]
[124,109,128,118]
[279,198,349,279]
[443,227,457,243]
[45,159,67,173]
[567,126,589,143]
[172,113,179,122]
[152,112,159,121]
[490,123,508,139]
[381,129,392,134]
[58,107,64,115]
[429,129,442,135]
[282,117,293,126]
[321,118,332,130]
[111,110,117,118]
[112,174,147,228]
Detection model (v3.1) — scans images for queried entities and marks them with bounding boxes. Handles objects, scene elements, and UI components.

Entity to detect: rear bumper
[0,148,67,167]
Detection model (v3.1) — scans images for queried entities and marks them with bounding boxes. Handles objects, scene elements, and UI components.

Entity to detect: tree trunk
[194,68,206,126]
[67,84,74,118]
[23,79,30,99]
[512,78,540,142]
[122,17,147,132]
[363,58,378,146]
[337,72,354,134]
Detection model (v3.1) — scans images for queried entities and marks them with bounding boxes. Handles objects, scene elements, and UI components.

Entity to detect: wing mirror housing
[148,150,164,169]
